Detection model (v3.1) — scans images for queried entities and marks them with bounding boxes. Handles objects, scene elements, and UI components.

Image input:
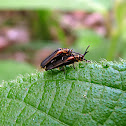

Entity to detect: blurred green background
[0,0,126,82]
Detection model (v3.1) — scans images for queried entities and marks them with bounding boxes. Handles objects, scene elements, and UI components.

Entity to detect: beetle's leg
[64,65,66,74]
[59,66,65,71]
[59,66,66,74]
[73,63,75,69]
[84,58,90,63]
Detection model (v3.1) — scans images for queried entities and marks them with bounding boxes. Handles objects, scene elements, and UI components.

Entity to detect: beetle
[45,45,90,71]
[40,48,73,68]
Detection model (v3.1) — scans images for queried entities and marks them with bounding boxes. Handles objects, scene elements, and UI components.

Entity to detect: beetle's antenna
[83,45,90,56]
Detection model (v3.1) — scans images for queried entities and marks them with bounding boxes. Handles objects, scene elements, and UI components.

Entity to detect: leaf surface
[0,60,126,126]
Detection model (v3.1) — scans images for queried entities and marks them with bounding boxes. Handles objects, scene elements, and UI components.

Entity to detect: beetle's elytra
[40,48,73,68]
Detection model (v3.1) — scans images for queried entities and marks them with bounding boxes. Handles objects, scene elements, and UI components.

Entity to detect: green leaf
[0,0,113,13]
[0,59,126,125]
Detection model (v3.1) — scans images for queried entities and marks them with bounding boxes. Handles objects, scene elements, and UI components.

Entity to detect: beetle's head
[79,55,84,61]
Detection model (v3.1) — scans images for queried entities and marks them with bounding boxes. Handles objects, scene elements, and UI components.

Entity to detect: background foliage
[0,0,126,82]
[0,60,35,83]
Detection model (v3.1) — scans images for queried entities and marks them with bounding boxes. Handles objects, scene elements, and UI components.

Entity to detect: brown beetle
[45,45,90,71]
